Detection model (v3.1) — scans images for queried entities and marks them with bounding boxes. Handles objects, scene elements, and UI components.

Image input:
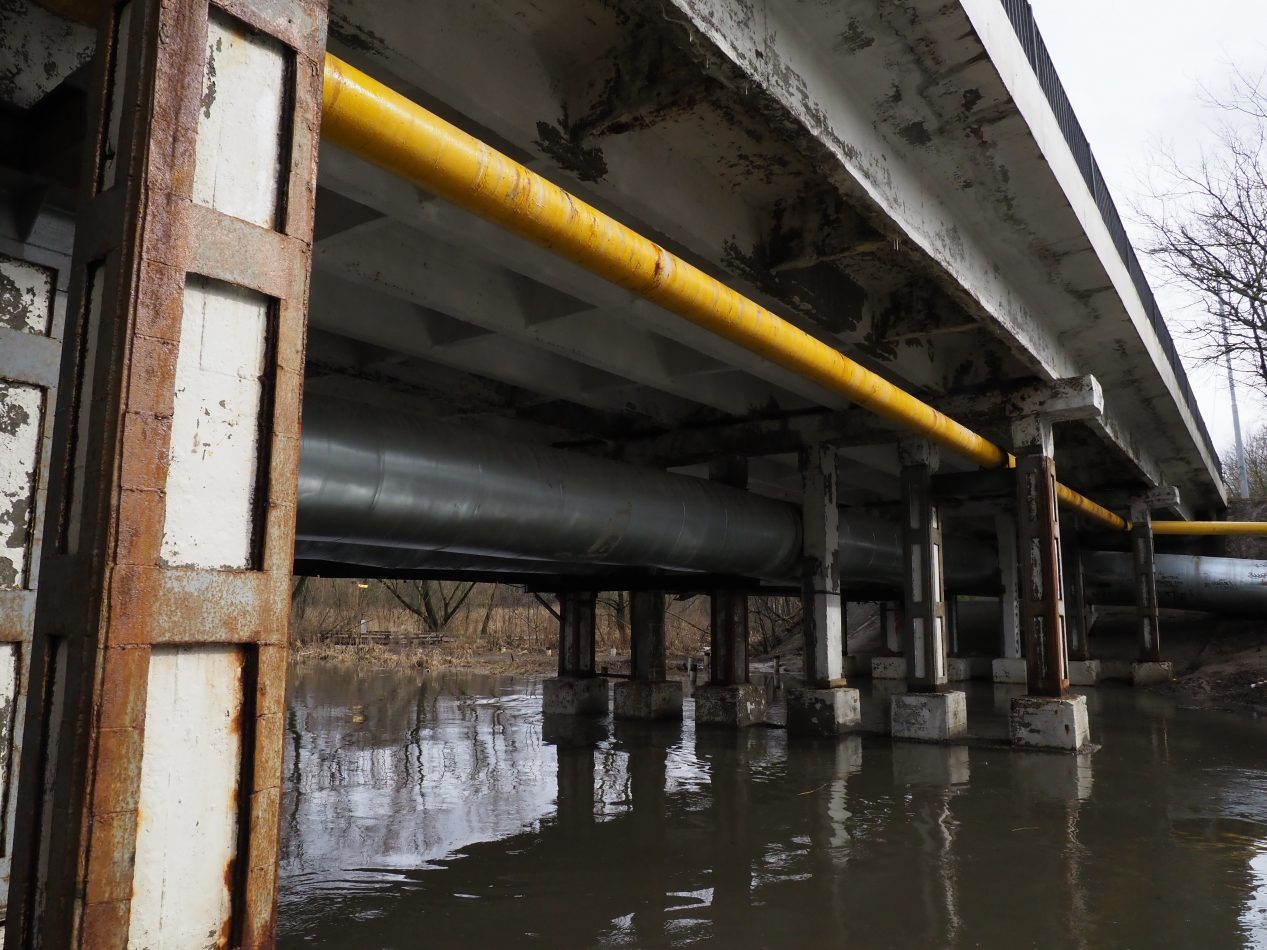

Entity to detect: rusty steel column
[1012,416,1069,698]
[898,440,948,692]
[6,1,326,946]
[558,590,598,678]
[630,589,667,682]
[1060,515,1090,662]
[1132,500,1162,663]
[0,244,68,919]
[799,443,844,688]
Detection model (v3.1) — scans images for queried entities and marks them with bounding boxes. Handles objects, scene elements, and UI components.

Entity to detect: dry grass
[288,578,727,672]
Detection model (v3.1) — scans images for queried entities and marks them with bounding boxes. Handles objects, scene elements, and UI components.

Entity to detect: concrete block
[542,676,609,716]
[786,685,861,736]
[870,656,907,680]
[892,743,970,786]
[613,679,683,721]
[1099,659,1133,681]
[947,657,992,682]
[992,657,1027,684]
[862,678,905,734]
[1132,661,1174,686]
[891,691,967,742]
[693,683,767,728]
[1009,694,1090,752]
[1067,659,1101,687]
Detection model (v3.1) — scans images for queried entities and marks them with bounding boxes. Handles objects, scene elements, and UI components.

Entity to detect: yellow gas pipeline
[321,53,1265,538]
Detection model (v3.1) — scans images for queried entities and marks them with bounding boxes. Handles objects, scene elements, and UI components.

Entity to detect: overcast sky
[1029,0,1267,460]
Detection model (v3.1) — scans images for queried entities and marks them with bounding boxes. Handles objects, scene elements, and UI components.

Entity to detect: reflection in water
[280,667,1267,948]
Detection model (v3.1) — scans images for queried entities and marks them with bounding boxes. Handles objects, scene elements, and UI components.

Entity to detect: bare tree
[377,579,478,632]
[1143,70,1267,393]
[1224,426,1267,499]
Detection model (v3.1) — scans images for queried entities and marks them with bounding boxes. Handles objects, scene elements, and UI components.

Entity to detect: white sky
[1029,0,1267,459]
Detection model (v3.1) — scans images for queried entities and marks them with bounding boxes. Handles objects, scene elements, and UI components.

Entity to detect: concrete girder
[307,268,714,428]
[316,143,852,410]
[313,220,814,419]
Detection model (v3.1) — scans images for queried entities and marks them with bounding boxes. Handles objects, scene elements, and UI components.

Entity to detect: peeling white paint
[193,9,287,228]
[0,0,94,111]
[0,254,54,335]
[128,645,245,950]
[0,383,43,590]
[161,276,267,569]
[100,2,132,192]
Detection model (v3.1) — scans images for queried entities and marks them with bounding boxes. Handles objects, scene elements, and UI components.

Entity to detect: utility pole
[1222,312,1250,498]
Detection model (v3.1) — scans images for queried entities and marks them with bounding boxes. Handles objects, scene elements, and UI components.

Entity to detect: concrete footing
[992,657,1027,684]
[947,657,992,682]
[891,691,967,742]
[542,676,609,716]
[613,680,683,720]
[1067,659,1101,686]
[870,656,907,680]
[694,683,767,728]
[1132,661,1174,686]
[1009,694,1090,752]
[786,685,861,736]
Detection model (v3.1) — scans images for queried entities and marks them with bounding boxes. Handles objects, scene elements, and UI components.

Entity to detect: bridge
[0,0,1263,946]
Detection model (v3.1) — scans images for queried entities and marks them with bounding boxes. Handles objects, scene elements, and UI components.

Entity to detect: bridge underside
[0,0,1239,946]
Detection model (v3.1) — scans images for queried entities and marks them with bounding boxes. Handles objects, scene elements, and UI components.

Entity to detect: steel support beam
[708,456,750,687]
[6,1,326,945]
[0,234,68,920]
[1132,500,1162,663]
[995,512,1023,662]
[1012,416,1069,697]
[1061,515,1090,662]
[799,444,843,687]
[898,439,949,692]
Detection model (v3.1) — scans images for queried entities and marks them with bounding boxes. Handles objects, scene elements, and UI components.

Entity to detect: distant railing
[998,0,1222,471]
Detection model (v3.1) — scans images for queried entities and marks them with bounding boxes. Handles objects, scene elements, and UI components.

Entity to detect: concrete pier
[890,439,967,743]
[1007,413,1089,752]
[788,443,860,736]
[614,589,682,720]
[544,590,608,715]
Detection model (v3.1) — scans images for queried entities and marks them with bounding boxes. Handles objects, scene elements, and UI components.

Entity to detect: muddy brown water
[279,666,1267,948]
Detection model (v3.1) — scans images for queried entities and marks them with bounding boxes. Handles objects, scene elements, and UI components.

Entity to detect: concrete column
[870,601,906,679]
[1061,515,1100,686]
[6,2,327,945]
[1130,500,1172,685]
[1008,416,1090,752]
[0,244,67,920]
[890,439,966,742]
[615,589,682,720]
[788,444,860,735]
[696,456,766,728]
[991,511,1027,684]
[544,590,608,715]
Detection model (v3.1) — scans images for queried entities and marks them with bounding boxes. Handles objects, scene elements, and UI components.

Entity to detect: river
[279,666,1267,948]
